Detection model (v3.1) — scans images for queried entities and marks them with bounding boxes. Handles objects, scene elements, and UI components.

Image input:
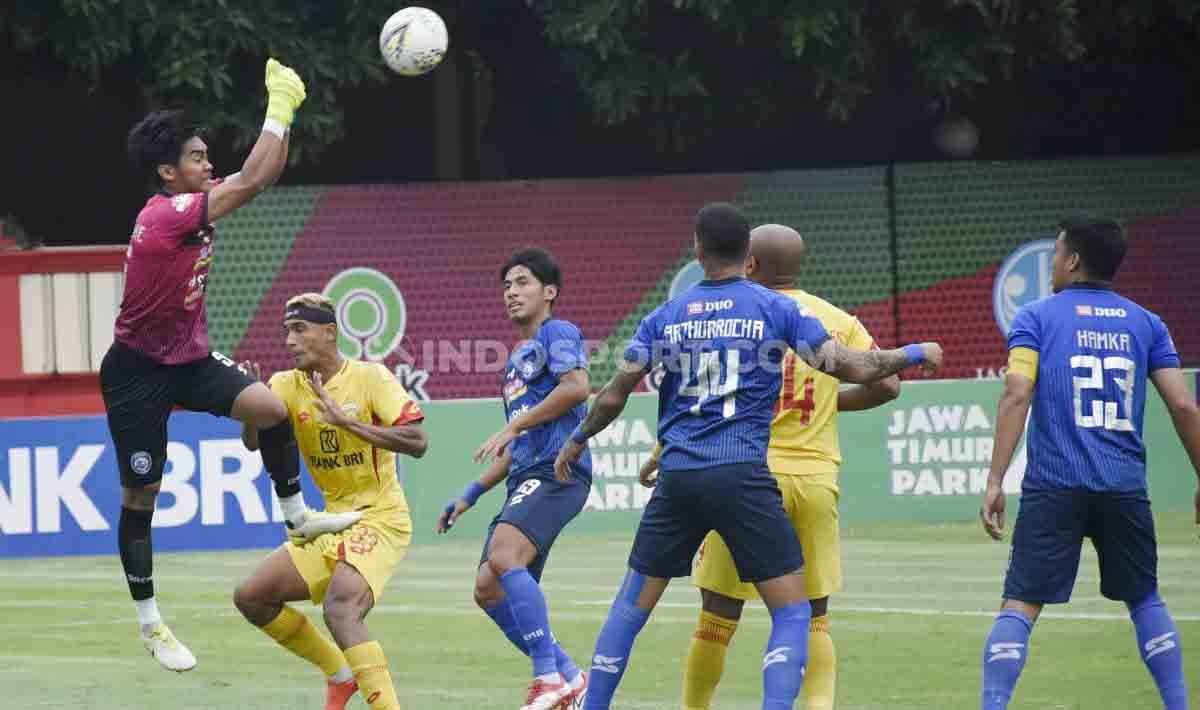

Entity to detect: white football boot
[141,622,197,672]
[287,510,363,544]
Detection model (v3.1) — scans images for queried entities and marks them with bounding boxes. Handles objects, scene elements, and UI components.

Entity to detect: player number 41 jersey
[627,277,831,472]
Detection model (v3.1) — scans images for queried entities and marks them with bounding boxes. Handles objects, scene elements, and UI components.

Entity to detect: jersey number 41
[679,350,739,418]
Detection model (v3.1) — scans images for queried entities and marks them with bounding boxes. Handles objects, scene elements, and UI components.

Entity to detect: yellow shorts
[694,472,840,601]
[285,511,412,605]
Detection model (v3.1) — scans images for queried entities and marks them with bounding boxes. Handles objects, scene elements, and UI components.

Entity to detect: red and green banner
[207,157,1200,399]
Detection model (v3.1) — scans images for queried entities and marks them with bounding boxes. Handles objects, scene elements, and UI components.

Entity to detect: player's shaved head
[748,223,806,289]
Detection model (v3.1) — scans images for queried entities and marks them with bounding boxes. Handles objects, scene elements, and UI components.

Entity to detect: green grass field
[2,515,1197,709]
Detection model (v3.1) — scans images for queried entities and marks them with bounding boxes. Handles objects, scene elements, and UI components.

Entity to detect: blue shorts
[628,463,804,582]
[479,468,589,582]
[1004,489,1157,604]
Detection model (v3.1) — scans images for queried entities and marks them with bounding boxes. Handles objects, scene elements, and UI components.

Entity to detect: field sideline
[2,515,1196,709]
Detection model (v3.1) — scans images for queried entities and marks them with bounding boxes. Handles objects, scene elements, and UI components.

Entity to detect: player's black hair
[695,202,750,263]
[126,109,199,187]
[500,247,563,305]
[1059,215,1127,281]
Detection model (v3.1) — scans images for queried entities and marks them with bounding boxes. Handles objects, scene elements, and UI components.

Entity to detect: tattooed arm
[554,361,644,482]
[803,340,943,383]
[578,362,644,439]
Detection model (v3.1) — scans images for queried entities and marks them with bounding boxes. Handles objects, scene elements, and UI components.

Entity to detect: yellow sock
[262,606,348,677]
[346,640,400,710]
[681,610,739,710]
[804,615,836,710]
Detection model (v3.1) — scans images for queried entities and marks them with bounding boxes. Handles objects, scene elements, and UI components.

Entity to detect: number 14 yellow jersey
[769,289,877,477]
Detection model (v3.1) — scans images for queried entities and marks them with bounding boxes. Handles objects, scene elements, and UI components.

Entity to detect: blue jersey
[626,277,831,471]
[1009,284,1180,493]
[503,318,592,481]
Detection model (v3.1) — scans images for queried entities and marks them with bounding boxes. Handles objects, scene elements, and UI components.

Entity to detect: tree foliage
[1,0,400,162]
[3,0,1198,166]
[526,0,1198,138]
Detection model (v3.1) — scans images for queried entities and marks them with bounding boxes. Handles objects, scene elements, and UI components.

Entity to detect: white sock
[135,598,162,629]
[280,493,309,526]
[329,666,354,684]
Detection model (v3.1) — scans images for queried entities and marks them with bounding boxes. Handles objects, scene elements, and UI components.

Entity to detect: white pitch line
[3,587,1199,620]
[6,568,1198,593]
[570,600,1200,622]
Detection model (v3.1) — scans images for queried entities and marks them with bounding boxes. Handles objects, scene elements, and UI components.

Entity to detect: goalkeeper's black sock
[118,506,155,602]
[258,419,306,525]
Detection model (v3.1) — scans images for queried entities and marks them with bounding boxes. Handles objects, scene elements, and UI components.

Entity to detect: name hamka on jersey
[1076,329,1132,353]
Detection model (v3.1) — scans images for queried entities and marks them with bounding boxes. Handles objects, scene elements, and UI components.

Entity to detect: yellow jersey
[768,289,876,477]
[268,360,424,516]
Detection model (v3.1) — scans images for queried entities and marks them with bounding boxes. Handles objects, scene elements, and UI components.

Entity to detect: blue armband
[902,344,926,366]
[461,481,487,507]
[570,424,589,445]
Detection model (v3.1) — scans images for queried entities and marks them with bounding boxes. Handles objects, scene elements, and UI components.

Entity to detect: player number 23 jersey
[1008,284,1179,492]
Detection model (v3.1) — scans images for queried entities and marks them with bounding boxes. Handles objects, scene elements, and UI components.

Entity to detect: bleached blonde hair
[285,292,335,313]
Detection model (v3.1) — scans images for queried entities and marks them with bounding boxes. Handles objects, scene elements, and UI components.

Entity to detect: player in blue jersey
[437,248,592,710]
[978,217,1200,710]
[554,203,942,710]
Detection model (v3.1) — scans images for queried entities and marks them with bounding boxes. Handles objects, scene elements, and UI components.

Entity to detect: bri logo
[592,654,624,674]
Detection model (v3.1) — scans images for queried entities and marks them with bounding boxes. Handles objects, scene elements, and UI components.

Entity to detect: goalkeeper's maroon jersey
[114,190,216,364]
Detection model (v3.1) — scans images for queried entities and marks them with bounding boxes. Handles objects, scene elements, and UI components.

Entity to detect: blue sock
[483,602,582,682]
[762,600,811,710]
[1129,592,1189,710]
[981,609,1034,710]
[498,567,558,678]
[483,601,525,653]
[552,633,583,684]
[583,570,651,710]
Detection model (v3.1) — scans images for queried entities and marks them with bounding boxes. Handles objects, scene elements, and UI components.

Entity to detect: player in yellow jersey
[640,225,901,710]
[233,293,428,710]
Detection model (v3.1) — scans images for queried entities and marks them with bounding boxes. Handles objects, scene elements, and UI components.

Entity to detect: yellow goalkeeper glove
[265,58,307,127]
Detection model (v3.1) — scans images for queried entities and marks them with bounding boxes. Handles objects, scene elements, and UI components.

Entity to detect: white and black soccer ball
[379,7,448,77]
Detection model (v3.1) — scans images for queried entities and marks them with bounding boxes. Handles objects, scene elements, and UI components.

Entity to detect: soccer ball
[379,7,448,77]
